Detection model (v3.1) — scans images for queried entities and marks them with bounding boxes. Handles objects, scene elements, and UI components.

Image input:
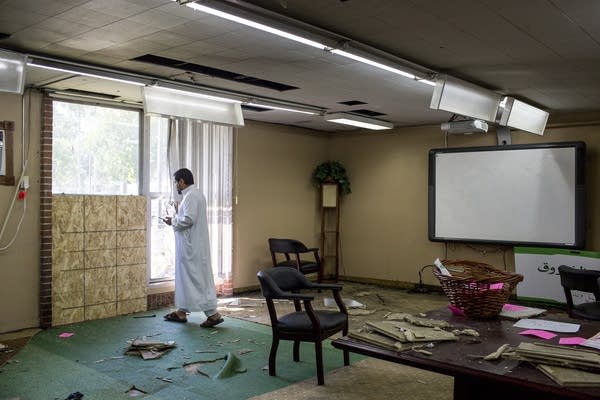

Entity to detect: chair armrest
[276,292,314,302]
[306,282,343,291]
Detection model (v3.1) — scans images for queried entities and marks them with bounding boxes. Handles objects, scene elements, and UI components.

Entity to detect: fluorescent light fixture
[179,1,326,50]
[143,86,244,126]
[324,113,393,130]
[173,1,434,85]
[245,102,318,115]
[27,60,147,86]
[153,84,241,104]
[0,49,26,94]
[417,78,436,87]
[430,75,501,122]
[498,97,548,136]
[330,49,415,79]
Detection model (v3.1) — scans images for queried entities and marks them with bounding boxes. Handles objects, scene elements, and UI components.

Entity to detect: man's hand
[162,216,173,226]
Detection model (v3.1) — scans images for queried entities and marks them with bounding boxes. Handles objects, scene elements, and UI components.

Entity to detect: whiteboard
[428,142,585,248]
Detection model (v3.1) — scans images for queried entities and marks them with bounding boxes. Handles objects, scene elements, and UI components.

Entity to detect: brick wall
[39,95,53,327]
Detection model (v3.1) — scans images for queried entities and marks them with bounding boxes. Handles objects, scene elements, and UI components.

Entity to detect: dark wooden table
[332,308,600,400]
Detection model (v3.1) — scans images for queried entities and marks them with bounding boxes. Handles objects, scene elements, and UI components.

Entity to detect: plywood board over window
[52,194,148,326]
[0,120,15,185]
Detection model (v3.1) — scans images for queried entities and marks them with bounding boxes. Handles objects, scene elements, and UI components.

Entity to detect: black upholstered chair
[268,238,323,283]
[256,267,349,385]
[558,265,600,320]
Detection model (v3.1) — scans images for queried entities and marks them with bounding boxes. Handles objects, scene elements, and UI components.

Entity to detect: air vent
[351,109,385,117]
[132,54,298,92]
[338,100,366,106]
[241,104,271,112]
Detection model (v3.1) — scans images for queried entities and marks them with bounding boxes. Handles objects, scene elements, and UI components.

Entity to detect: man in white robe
[163,168,223,328]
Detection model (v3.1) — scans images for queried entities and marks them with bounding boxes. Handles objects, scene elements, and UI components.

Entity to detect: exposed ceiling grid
[0,0,598,131]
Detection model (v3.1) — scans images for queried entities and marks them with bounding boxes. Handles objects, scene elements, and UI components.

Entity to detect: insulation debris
[125,339,176,360]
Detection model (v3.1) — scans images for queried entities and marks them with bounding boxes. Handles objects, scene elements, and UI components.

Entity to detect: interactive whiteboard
[428,142,585,248]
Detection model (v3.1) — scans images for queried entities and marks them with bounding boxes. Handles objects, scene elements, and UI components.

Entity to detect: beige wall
[329,123,600,287]
[0,90,41,332]
[1,90,599,333]
[232,121,329,288]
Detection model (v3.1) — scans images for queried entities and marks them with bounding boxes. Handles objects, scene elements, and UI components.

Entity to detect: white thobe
[171,185,217,313]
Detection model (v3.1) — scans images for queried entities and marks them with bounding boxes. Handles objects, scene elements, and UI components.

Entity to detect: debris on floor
[64,391,84,400]
[125,339,176,360]
[348,308,378,316]
[94,356,125,364]
[125,386,147,397]
[132,314,156,319]
[324,298,365,309]
[182,352,246,379]
[58,332,74,339]
[214,352,247,379]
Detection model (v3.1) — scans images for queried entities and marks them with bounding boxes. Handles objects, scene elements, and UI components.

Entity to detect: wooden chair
[558,265,600,320]
[256,267,349,385]
[268,238,323,283]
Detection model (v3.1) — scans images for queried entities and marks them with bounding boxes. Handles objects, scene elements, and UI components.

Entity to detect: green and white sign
[515,247,600,304]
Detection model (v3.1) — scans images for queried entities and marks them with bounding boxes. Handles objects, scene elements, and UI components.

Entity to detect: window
[145,116,233,287]
[147,116,175,280]
[52,101,140,194]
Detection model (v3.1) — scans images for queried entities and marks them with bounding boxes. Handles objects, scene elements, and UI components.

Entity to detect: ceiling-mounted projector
[441,119,488,134]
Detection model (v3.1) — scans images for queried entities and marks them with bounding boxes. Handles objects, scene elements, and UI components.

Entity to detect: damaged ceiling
[1,0,599,131]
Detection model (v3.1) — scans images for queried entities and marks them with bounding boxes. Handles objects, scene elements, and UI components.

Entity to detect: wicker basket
[432,260,523,319]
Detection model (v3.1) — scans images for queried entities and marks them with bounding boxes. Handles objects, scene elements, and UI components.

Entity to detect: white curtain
[168,118,233,293]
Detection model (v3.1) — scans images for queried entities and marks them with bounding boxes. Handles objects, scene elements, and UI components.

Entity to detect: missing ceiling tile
[351,109,386,117]
[338,100,367,106]
[132,54,298,92]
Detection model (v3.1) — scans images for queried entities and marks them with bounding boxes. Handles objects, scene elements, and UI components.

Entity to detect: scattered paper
[560,337,587,346]
[499,304,546,320]
[519,329,556,340]
[582,332,600,350]
[59,332,74,338]
[513,319,580,333]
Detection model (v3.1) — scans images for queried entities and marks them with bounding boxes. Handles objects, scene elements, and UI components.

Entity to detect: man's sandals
[200,313,224,328]
[163,311,187,323]
[163,311,224,328]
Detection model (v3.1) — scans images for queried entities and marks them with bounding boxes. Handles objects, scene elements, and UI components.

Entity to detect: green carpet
[0,311,361,400]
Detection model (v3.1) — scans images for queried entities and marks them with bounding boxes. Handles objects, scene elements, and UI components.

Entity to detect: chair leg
[343,349,349,366]
[315,341,324,385]
[269,336,279,376]
[293,340,300,362]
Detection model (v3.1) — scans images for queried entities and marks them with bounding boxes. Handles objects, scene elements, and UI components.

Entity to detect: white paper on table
[582,331,600,350]
[513,318,580,333]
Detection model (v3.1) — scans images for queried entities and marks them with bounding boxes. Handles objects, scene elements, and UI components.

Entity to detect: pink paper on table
[519,329,556,340]
[59,332,74,338]
[559,337,587,345]
[502,304,526,311]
